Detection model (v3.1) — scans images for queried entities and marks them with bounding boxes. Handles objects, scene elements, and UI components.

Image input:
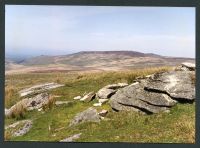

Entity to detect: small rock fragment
[98,110,108,117]
[93,103,102,107]
[60,133,82,142]
[73,96,81,100]
[69,107,100,127]
[96,88,116,99]
[98,99,109,104]
[80,92,96,102]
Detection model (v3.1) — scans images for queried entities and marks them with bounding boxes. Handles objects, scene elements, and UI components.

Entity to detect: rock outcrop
[5,93,51,117]
[19,82,64,97]
[60,133,82,142]
[5,120,33,137]
[175,62,195,71]
[145,71,195,102]
[109,63,195,114]
[69,107,100,127]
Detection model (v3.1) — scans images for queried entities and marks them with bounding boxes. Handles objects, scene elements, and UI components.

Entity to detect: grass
[4,66,195,143]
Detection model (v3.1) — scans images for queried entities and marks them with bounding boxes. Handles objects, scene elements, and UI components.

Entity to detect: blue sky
[5,5,195,58]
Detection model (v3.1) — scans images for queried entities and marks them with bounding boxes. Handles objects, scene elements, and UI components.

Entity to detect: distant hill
[5,50,195,74]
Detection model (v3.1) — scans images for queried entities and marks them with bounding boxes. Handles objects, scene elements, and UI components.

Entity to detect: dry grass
[42,95,56,111]
[4,131,12,141]
[8,102,27,120]
[5,86,17,107]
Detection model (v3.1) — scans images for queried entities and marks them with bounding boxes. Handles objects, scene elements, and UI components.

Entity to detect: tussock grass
[9,103,27,120]
[42,95,56,111]
[4,131,12,141]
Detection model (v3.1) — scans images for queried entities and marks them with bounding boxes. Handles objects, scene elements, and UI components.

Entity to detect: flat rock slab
[6,93,50,117]
[96,88,116,99]
[60,133,82,142]
[19,82,64,97]
[109,82,173,114]
[145,71,195,101]
[5,120,33,137]
[69,107,100,127]
[181,62,195,71]
[13,120,33,137]
[80,92,96,102]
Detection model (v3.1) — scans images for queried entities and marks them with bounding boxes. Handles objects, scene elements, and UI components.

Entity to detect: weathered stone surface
[19,82,64,97]
[26,93,51,110]
[175,62,195,71]
[5,120,33,137]
[98,99,109,104]
[13,120,33,137]
[73,96,81,100]
[80,92,96,102]
[5,93,51,117]
[145,71,195,101]
[98,110,108,117]
[109,97,142,112]
[60,133,82,142]
[69,107,100,126]
[96,88,116,99]
[181,62,195,71]
[109,81,177,114]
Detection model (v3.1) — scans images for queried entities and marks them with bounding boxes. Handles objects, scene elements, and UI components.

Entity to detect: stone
[175,62,195,71]
[145,71,195,102]
[69,107,100,127]
[60,133,82,142]
[5,108,10,117]
[26,93,51,110]
[55,101,71,106]
[5,120,33,137]
[96,88,116,99]
[12,120,33,137]
[5,93,51,117]
[181,62,195,71]
[93,103,102,107]
[98,99,109,104]
[98,110,108,117]
[73,96,82,100]
[109,81,175,114]
[104,83,128,89]
[19,82,64,97]
[80,92,96,102]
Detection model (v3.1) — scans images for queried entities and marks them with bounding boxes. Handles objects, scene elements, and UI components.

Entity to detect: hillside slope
[6,51,195,74]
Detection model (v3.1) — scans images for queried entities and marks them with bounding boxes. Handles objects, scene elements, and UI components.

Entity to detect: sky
[5,5,195,59]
